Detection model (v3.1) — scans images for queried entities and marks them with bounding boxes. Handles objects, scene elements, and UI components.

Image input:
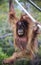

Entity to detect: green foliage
[15,8,22,18]
[0,47,8,59]
[0,47,8,65]
[37,12,41,21]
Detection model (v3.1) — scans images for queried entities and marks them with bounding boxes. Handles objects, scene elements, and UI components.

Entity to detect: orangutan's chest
[15,37,27,50]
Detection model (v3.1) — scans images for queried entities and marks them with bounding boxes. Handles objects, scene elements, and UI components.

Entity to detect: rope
[28,0,41,12]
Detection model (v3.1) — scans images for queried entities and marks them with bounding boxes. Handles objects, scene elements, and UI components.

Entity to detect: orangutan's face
[16,20,28,37]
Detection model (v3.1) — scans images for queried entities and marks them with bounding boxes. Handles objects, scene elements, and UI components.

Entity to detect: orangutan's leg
[3,51,24,64]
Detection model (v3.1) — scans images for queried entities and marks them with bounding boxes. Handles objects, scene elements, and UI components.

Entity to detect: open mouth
[18,29,24,36]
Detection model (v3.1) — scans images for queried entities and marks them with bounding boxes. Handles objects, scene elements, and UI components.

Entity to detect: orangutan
[3,0,39,64]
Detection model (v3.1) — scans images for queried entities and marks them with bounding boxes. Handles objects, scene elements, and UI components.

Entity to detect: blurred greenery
[0,0,41,65]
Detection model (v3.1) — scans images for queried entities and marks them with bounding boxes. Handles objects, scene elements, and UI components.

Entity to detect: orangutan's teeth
[18,30,23,35]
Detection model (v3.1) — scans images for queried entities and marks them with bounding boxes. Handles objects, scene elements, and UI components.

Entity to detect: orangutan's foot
[3,58,15,64]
